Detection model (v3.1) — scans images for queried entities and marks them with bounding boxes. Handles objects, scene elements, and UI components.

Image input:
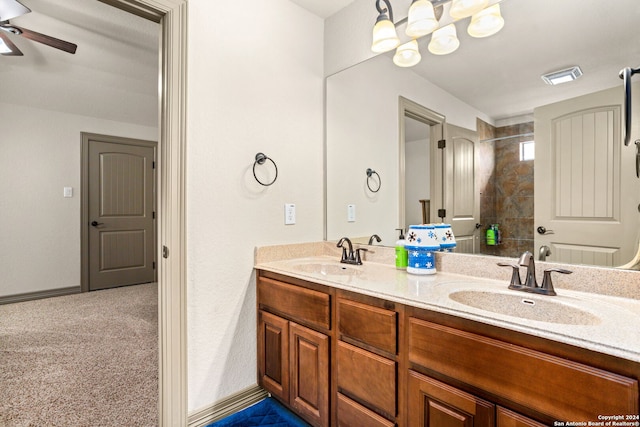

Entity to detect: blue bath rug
[208,397,310,427]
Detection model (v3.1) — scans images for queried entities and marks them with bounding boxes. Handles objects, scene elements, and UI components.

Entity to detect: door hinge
[152,161,156,169]
[152,261,156,270]
[438,139,446,149]
[438,208,446,218]
[152,211,156,219]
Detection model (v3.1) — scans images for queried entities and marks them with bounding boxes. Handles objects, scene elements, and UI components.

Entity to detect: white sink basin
[448,290,602,325]
[291,262,361,277]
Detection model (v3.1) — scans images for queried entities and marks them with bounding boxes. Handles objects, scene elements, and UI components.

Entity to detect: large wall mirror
[326,0,640,269]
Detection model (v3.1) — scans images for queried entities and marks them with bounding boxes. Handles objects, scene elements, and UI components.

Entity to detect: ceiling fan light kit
[0,0,77,56]
[372,0,505,67]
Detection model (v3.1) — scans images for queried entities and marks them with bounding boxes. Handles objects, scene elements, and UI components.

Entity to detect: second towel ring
[366,168,381,193]
[253,152,278,186]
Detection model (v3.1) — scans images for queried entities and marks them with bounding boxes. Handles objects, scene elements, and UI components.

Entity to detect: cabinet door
[408,370,494,427]
[258,310,289,402]
[290,322,330,427]
[497,407,546,427]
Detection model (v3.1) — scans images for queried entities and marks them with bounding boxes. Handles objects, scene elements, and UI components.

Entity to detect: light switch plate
[63,187,73,198]
[347,204,356,222]
[285,203,296,225]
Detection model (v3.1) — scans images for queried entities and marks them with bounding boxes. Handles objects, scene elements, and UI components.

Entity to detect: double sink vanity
[255,242,640,427]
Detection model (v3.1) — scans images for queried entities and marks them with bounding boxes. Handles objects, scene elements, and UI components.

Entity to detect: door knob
[91,221,103,227]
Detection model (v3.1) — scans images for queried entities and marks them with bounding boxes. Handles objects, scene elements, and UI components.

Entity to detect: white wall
[186,0,324,412]
[0,102,157,297]
[326,54,491,245]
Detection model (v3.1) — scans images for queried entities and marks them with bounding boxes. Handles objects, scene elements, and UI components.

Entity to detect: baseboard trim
[187,385,268,427]
[0,286,81,305]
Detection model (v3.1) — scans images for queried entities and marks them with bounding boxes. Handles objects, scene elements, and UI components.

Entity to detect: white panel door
[443,124,480,253]
[535,86,638,266]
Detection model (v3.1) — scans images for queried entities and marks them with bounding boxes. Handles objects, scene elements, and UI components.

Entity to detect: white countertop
[256,255,640,363]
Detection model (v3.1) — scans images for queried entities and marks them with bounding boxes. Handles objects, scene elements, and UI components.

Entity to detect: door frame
[80,132,158,293]
[398,96,445,230]
[98,0,188,425]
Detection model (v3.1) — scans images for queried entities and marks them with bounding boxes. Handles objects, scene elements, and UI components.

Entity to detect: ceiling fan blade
[0,30,22,55]
[12,24,77,54]
[0,0,30,21]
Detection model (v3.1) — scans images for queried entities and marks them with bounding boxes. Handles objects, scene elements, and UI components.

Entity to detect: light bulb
[449,0,488,19]
[468,4,504,38]
[428,24,460,55]
[406,0,439,38]
[393,40,422,67]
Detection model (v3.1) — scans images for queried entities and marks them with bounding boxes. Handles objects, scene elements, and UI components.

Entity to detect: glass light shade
[468,4,504,37]
[428,24,460,55]
[393,40,422,67]
[406,0,439,38]
[449,0,488,19]
[371,16,400,53]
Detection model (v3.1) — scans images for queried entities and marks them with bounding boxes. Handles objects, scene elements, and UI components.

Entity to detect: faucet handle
[497,262,522,289]
[540,268,572,296]
[354,247,368,265]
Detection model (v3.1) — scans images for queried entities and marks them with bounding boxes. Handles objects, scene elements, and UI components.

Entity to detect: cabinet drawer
[337,393,395,427]
[338,298,397,355]
[408,318,639,421]
[497,407,547,427]
[337,340,396,419]
[408,370,494,427]
[258,277,330,330]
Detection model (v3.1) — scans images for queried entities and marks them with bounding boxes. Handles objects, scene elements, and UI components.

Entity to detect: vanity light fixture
[406,0,439,38]
[449,0,488,19]
[372,0,506,68]
[541,66,583,85]
[428,24,460,55]
[467,3,504,38]
[393,39,422,67]
[371,0,400,53]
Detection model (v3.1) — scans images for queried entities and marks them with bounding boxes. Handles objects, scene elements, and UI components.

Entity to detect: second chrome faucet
[498,251,572,296]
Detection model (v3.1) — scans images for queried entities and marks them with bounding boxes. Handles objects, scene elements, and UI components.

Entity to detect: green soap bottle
[395,228,408,269]
[486,225,496,246]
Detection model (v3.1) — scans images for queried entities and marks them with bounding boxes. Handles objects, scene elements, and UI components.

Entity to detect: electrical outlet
[63,187,73,198]
[347,204,356,222]
[285,203,296,225]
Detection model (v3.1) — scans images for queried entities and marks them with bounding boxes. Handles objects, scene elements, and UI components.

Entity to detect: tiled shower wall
[477,119,534,258]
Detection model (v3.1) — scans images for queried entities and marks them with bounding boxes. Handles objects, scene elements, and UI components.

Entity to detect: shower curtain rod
[479,132,534,143]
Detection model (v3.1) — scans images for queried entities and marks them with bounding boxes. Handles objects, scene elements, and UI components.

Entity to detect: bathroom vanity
[255,244,640,427]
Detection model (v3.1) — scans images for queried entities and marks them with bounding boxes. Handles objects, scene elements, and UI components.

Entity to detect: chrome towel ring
[253,152,278,186]
[366,168,381,193]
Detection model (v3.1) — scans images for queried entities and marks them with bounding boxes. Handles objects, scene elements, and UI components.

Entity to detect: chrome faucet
[337,237,367,265]
[519,251,538,289]
[497,251,572,296]
[368,234,382,245]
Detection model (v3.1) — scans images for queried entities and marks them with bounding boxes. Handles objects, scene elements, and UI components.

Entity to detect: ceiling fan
[0,0,77,56]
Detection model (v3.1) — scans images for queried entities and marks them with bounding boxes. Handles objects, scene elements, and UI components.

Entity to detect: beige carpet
[0,283,158,427]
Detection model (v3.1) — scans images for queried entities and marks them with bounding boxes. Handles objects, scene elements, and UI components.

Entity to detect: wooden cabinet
[257,270,640,427]
[407,316,639,422]
[257,275,331,427]
[408,370,494,427]
[336,295,400,424]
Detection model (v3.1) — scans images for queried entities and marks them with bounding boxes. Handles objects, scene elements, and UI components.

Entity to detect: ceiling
[289,0,356,19]
[0,0,159,126]
[2,0,639,123]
